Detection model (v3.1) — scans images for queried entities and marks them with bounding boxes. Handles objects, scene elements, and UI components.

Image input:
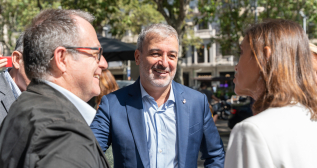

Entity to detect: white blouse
[225,103,317,168]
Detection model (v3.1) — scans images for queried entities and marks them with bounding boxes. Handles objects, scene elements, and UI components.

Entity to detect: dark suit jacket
[0,81,110,168]
[91,79,225,168]
[0,71,15,124]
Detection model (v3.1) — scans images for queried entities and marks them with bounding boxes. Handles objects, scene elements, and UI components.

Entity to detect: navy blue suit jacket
[91,79,225,168]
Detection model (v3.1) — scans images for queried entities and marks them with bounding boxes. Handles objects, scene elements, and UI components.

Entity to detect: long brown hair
[244,19,317,119]
[96,69,119,108]
[310,43,317,59]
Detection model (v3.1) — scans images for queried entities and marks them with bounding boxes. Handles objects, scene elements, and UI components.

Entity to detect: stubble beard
[139,60,175,88]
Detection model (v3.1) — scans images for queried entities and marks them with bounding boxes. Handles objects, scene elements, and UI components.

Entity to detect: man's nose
[159,54,168,67]
[99,56,108,70]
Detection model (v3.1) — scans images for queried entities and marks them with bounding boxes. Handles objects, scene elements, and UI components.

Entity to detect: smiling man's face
[135,33,178,89]
[65,16,108,102]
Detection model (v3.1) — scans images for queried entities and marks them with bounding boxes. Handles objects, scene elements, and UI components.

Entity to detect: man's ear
[134,49,140,65]
[11,51,23,69]
[52,47,68,73]
[263,46,271,62]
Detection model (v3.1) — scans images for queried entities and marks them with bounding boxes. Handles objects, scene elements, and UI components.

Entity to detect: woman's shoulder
[234,103,314,135]
[244,103,308,122]
[228,104,317,168]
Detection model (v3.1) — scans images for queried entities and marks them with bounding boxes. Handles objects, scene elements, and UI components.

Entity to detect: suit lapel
[0,72,16,113]
[173,81,189,167]
[126,79,150,168]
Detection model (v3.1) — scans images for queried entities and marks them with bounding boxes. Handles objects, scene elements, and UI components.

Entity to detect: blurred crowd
[0,8,317,168]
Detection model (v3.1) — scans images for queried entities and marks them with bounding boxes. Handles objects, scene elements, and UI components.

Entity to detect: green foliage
[61,0,120,33]
[0,0,163,52]
[103,0,164,39]
[200,0,317,56]
[61,0,164,39]
[0,0,59,52]
[259,0,317,38]
[182,29,203,51]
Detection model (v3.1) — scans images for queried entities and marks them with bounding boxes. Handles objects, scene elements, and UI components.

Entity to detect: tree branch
[37,0,42,10]
[176,0,190,28]
[154,0,172,25]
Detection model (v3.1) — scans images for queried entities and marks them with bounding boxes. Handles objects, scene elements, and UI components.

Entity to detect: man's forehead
[144,33,178,50]
[73,16,100,47]
[144,32,177,43]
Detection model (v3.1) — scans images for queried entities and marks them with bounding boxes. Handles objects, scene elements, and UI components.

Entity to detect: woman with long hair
[96,69,119,108]
[310,43,317,80]
[224,19,317,168]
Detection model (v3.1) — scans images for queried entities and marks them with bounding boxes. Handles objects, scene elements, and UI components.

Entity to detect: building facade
[181,22,236,88]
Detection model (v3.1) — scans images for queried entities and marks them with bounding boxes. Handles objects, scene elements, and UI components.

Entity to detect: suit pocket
[189,122,201,135]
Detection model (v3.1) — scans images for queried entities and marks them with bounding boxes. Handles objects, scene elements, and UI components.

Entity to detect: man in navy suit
[90,23,225,168]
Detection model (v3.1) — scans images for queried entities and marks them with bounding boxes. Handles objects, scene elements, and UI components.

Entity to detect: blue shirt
[4,68,21,99]
[140,82,178,168]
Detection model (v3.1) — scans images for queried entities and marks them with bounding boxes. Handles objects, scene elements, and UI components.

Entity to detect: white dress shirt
[4,68,21,99]
[140,81,178,168]
[44,81,96,125]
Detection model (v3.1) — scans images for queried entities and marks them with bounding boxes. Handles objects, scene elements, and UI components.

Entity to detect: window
[197,45,204,63]
[207,43,211,63]
[191,46,195,63]
[198,21,209,30]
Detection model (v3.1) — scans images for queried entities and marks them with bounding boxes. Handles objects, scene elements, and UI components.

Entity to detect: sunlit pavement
[197,119,231,168]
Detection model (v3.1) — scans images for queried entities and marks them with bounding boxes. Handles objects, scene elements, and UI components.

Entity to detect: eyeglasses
[64,46,103,62]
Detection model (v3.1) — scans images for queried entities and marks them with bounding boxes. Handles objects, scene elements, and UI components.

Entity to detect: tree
[0,0,59,53]
[101,0,165,39]
[259,0,317,39]
[199,0,255,56]
[200,0,317,57]
[61,0,120,34]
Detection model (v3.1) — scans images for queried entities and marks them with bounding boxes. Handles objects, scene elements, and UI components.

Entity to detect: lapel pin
[183,99,186,104]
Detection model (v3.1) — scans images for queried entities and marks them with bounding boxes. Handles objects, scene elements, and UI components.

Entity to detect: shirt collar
[44,80,96,126]
[4,68,21,99]
[139,80,175,103]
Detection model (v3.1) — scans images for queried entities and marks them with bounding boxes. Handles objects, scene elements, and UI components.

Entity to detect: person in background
[96,69,119,108]
[225,19,317,168]
[87,69,119,108]
[0,9,110,167]
[199,82,220,103]
[96,69,119,168]
[91,23,225,168]
[0,34,30,124]
[199,82,220,123]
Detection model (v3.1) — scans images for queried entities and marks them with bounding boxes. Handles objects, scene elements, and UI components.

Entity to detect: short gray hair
[137,23,179,52]
[23,9,94,80]
[14,33,24,53]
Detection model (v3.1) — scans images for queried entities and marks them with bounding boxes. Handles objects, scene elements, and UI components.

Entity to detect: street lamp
[299,11,308,34]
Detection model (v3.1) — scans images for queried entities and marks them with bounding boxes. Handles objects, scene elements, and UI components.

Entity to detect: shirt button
[159,149,162,153]
[159,129,162,133]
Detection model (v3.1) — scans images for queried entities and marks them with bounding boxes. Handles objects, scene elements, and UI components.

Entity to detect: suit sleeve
[26,120,105,168]
[224,122,275,168]
[200,96,225,168]
[90,95,111,152]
